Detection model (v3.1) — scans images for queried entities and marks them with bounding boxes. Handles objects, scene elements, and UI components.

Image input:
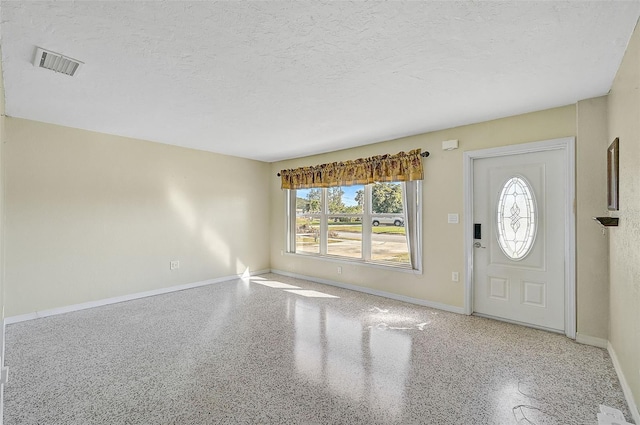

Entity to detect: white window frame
[286,182,422,272]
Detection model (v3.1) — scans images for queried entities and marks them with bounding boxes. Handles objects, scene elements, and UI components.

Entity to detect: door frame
[463,137,576,339]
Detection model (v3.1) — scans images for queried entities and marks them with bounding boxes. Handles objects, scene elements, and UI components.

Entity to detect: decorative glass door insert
[496,176,537,260]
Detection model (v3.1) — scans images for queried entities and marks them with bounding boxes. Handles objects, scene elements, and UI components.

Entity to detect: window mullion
[363,184,372,261]
[287,190,295,253]
[320,188,328,255]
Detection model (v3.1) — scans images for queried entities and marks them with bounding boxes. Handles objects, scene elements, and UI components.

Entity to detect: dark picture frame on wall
[607,137,619,211]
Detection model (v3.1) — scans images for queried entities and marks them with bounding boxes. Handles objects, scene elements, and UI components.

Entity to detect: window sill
[284,251,423,274]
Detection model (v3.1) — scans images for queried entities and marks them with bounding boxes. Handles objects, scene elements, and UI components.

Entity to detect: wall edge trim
[575,333,608,348]
[4,269,271,324]
[608,341,640,424]
[270,269,465,314]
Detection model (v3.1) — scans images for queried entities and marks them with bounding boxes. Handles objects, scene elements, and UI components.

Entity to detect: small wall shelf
[593,217,619,227]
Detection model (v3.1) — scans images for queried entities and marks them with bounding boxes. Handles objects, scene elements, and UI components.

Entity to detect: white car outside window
[372,217,404,226]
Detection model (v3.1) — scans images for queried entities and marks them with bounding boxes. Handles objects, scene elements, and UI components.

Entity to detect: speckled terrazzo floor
[4,273,632,425]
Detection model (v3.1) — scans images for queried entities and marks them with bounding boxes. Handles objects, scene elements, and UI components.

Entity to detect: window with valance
[280,149,423,190]
[281,149,424,271]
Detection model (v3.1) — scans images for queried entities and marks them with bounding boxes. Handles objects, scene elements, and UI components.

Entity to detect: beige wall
[0,44,6,424]
[575,96,610,341]
[4,118,271,317]
[0,49,5,333]
[608,19,640,414]
[270,106,576,310]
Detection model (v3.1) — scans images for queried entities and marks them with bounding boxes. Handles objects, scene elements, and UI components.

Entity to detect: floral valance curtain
[280,149,424,190]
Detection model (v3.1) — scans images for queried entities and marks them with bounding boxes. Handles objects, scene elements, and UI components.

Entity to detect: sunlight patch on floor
[253,280,301,289]
[285,290,339,298]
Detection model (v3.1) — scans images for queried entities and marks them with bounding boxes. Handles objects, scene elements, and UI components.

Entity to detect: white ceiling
[2,1,639,162]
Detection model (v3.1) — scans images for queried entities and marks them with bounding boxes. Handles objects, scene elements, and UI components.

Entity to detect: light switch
[448,213,459,224]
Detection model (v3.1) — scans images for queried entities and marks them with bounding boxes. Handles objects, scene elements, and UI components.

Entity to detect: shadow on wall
[167,183,250,274]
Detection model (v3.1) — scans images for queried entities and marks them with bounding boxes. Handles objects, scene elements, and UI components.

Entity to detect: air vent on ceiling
[33,47,83,76]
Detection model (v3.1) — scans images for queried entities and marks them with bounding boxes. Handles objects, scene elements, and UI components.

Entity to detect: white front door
[472,147,567,332]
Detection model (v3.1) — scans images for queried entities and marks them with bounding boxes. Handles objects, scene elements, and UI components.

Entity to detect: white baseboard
[576,333,608,348]
[270,269,465,315]
[608,342,640,424]
[4,269,270,325]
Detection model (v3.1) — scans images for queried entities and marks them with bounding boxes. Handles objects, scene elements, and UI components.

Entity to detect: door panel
[473,149,565,332]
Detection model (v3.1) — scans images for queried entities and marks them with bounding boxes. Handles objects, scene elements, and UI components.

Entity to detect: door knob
[473,242,486,249]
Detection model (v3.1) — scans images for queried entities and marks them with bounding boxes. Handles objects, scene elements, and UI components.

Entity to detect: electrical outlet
[337,266,342,275]
[170,260,179,270]
[280,250,284,256]
[452,272,459,282]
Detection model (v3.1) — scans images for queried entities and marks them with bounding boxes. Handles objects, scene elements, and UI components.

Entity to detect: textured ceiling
[2,1,640,162]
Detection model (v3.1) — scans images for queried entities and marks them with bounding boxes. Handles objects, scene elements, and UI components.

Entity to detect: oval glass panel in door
[496,176,537,260]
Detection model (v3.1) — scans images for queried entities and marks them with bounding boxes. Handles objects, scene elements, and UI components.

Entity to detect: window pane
[295,189,322,254]
[328,186,364,214]
[295,216,320,254]
[296,189,322,214]
[327,217,362,259]
[371,182,403,215]
[371,226,410,264]
[371,182,410,264]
